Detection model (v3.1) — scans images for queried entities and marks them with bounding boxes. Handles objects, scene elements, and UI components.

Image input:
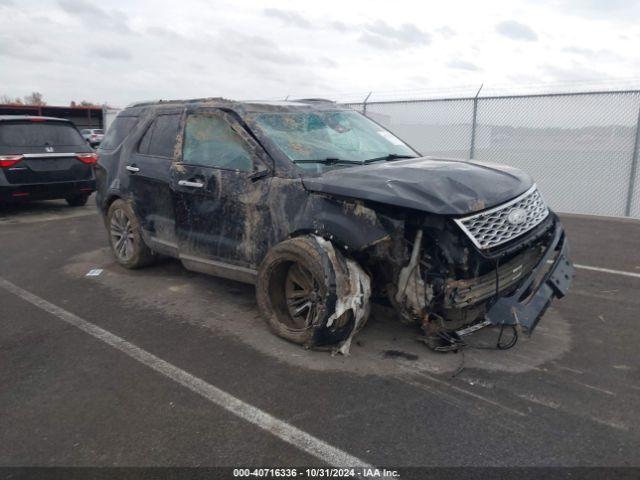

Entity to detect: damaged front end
[345,185,574,352]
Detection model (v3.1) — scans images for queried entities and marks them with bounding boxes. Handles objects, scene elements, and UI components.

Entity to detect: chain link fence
[345,90,640,219]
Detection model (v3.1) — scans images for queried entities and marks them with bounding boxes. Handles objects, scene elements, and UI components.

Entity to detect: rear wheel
[65,194,89,207]
[256,235,364,348]
[106,199,156,269]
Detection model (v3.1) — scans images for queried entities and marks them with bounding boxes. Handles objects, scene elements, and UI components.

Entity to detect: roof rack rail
[126,97,228,108]
[292,98,336,104]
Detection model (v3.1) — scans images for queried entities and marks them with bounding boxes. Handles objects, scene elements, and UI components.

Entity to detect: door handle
[125,165,140,173]
[178,179,204,188]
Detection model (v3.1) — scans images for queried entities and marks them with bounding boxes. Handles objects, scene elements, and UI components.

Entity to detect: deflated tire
[256,235,371,353]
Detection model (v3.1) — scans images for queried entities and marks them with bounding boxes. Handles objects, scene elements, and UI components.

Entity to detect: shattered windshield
[249,110,417,172]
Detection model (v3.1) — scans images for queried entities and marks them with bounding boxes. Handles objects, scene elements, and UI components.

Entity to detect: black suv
[0,116,97,205]
[96,98,573,352]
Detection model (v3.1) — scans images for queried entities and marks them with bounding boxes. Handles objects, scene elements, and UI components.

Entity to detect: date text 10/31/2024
[233,468,400,478]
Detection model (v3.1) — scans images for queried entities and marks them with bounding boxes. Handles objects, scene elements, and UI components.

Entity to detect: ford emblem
[507,208,527,225]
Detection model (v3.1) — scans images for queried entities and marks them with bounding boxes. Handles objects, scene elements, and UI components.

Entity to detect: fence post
[469,84,483,160]
[362,91,372,116]
[625,103,640,217]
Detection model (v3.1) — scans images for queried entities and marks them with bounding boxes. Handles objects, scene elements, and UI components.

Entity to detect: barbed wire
[252,77,640,104]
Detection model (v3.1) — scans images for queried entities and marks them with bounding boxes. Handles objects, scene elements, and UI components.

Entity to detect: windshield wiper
[293,158,363,165]
[294,155,418,166]
[363,154,418,164]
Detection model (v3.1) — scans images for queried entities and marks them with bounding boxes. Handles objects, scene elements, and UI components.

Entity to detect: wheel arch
[101,192,123,216]
[288,196,391,253]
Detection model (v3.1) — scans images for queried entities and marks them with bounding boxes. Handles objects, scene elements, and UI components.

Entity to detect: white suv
[81,128,104,147]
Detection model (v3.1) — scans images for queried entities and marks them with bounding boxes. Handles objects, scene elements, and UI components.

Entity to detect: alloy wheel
[110,208,135,262]
[284,262,321,329]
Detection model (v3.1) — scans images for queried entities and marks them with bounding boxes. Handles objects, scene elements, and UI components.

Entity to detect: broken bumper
[485,221,574,333]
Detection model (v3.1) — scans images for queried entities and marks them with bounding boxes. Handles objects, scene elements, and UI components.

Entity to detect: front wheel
[256,235,370,348]
[106,199,156,269]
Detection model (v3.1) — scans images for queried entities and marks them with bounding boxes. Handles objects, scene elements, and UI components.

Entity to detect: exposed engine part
[394,229,431,322]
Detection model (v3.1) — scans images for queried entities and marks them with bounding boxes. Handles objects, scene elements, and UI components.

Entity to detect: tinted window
[183,114,253,171]
[140,114,181,158]
[138,122,153,154]
[101,116,139,150]
[94,129,104,134]
[0,121,85,147]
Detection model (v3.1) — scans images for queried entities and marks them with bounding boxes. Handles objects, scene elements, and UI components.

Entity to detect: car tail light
[29,117,46,122]
[0,155,24,168]
[76,153,99,164]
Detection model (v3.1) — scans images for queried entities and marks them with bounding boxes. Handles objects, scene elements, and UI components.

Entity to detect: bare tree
[0,95,23,105]
[69,100,100,107]
[23,92,46,106]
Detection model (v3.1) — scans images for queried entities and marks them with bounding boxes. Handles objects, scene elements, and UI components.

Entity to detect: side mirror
[249,168,270,181]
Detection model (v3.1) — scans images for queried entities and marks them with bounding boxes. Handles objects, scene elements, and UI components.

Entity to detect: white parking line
[574,264,640,279]
[0,277,371,468]
[0,208,96,225]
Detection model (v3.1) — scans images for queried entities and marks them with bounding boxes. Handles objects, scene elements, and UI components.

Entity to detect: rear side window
[183,114,253,171]
[138,114,181,158]
[101,116,139,150]
[0,121,85,147]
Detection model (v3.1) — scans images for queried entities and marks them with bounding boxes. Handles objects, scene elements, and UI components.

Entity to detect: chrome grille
[454,185,549,250]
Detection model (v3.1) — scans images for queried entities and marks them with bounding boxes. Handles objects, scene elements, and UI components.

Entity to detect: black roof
[0,115,71,123]
[124,98,347,115]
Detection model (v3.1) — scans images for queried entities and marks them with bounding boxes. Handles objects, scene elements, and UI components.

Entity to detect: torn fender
[315,236,371,355]
[292,195,390,251]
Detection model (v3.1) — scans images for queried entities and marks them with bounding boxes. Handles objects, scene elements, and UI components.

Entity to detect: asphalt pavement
[0,199,639,473]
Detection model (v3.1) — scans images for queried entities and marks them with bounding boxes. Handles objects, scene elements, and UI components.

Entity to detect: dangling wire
[496,324,519,350]
[418,229,521,356]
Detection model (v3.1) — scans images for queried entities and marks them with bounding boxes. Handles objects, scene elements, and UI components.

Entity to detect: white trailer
[102,108,122,133]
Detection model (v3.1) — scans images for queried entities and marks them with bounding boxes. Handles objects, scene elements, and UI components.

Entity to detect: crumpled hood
[301,157,533,216]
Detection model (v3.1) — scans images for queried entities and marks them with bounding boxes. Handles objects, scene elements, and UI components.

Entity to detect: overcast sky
[1,0,639,107]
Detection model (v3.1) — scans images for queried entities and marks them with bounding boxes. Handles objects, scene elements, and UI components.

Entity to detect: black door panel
[172,165,272,266]
[127,111,183,246]
[127,155,175,242]
[172,109,272,267]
